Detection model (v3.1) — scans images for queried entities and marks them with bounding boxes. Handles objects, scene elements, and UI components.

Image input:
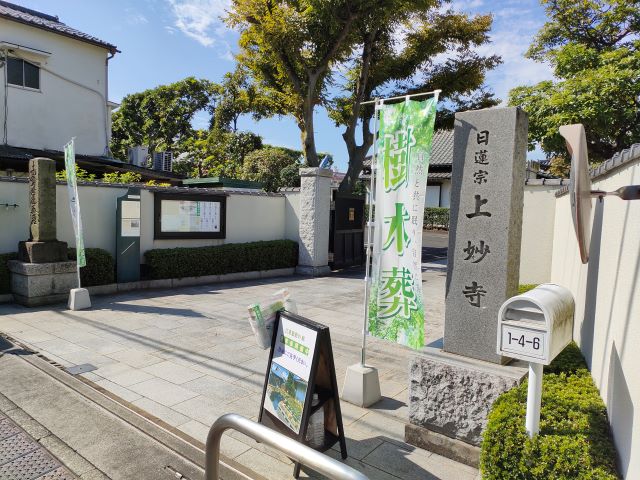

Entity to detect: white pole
[360,99,381,367]
[525,362,543,437]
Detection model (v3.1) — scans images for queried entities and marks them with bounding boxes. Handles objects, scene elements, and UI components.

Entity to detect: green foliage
[480,343,620,480]
[242,147,303,192]
[518,284,539,295]
[0,252,17,294]
[423,207,450,230]
[329,1,501,192]
[110,77,218,160]
[508,0,640,164]
[227,0,374,167]
[145,240,298,280]
[101,172,142,184]
[67,248,115,287]
[55,165,96,182]
[176,130,263,179]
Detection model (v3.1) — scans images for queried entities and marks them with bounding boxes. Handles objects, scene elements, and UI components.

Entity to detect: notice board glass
[154,192,226,239]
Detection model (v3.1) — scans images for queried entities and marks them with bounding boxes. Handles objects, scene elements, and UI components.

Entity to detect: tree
[110,77,218,160]
[330,1,501,192]
[176,129,264,179]
[213,66,271,132]
[227,0,375,167]
[509,0,640,164]
[242,146,302,191]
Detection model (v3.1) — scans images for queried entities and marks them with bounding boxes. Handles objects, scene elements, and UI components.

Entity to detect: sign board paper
[264,317,317,433]
[160,199,220,233]
[154,193,226,239]
[368,98,437,349]
[121,201,141,237]
[259,312,347,477]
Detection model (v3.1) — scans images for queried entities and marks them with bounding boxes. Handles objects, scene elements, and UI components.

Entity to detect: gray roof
[429,129,454,165]
[556,143,640,197]
[0,1,118,53]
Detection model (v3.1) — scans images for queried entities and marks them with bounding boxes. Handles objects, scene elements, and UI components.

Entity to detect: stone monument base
[406,345,527,467]
[8,260,78,307]
[18,240,68,263]
[295,265,331,277]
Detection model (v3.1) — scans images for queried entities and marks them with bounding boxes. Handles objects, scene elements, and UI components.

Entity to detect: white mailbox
[497,284,574,365]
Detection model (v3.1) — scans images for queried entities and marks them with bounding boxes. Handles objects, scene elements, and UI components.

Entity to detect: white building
[0,1,118,158]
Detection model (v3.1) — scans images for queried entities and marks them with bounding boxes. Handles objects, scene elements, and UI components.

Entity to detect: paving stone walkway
[0,408,75,480]
[0,263,478,479]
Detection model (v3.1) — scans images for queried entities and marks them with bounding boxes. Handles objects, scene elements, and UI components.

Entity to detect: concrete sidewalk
[0,271,478,480]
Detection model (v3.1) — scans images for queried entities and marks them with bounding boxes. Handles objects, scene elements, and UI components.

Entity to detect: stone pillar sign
[9,157,77,307]
[405,108,529,466]
[444,107,528,364]
[18,158,68,263]
[296,167,332,276]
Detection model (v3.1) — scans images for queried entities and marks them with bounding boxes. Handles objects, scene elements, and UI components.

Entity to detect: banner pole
[360,99,381,367]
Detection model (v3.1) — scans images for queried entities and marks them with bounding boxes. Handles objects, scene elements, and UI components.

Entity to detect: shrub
[145,240,298,280]
[424,207,450,229]
[0,252,17,294]
[68,248,115,287]
[518,284,539,294]
[480,343,620,479]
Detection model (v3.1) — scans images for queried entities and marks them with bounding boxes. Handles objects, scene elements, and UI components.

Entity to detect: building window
[7,57,40,89]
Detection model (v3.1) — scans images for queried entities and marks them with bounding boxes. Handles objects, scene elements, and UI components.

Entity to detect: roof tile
[0,1,117,53]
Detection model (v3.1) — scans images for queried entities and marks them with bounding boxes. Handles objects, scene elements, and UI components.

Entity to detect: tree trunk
[300,91,319,167]
[339,147,368,192]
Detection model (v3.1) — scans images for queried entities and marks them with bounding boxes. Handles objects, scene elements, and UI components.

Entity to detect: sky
[15,0,554,169]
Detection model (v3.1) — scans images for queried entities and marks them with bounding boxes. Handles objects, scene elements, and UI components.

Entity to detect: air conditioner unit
[128,146,148,167]
[152,151,173,172]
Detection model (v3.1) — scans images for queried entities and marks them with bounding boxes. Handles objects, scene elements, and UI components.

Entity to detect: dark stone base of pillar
[405,423,481,468]
[18,241,68,263]
[8,260,77,307]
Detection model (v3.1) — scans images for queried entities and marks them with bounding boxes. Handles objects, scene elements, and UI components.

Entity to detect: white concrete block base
[341,363,381,408]
[68,288,91,311]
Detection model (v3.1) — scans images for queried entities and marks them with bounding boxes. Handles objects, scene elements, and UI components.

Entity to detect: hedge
[480,343,620,479]
[424,207,450,229]
[68,248,115,287]
[145,240,298,280]
[0,252,17,294]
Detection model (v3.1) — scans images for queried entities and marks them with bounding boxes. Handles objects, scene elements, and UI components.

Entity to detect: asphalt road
[422,230,449,263]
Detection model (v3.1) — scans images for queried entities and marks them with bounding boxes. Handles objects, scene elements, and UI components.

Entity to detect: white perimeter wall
[0,18,111,156]
[283,190,301,243]
[550,158,640,479]
[519,183,562,284]
[0,181,289,260]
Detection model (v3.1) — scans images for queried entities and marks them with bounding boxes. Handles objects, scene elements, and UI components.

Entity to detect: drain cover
[65,364,97,376]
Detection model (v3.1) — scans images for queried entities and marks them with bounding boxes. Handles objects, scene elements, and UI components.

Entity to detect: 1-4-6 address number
[501,325,546,359]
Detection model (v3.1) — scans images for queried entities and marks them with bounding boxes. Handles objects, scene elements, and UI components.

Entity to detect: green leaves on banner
[368,97,437,350]
[64,139,87,269]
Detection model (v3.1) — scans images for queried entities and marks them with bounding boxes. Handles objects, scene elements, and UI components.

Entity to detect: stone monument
[405,108,529,466]
[9,158,77,306]
[296,167,332,276]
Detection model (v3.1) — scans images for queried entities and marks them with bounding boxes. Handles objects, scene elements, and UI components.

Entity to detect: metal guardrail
[205,413,368,480]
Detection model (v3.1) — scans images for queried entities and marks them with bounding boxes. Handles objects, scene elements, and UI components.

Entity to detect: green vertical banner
[368,97,437,349]
[64,139,86,268]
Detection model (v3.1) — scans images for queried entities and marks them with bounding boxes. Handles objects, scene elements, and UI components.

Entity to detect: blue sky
[17,0,553,169]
